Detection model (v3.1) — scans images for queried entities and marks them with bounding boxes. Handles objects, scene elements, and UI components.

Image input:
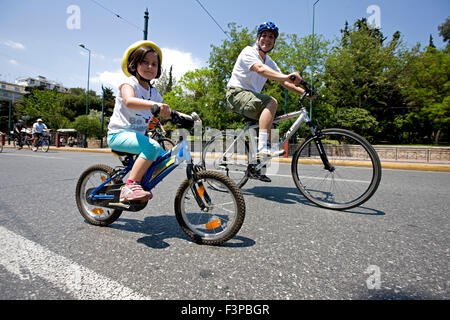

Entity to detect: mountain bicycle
[75,107,245,245]
[201,79,382,210]
[32,133,50,152]
[12,131,32,150]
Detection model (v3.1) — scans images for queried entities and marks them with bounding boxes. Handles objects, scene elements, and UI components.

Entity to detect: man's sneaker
[120,182,152,202]
[32,146,37,152]
[256,146,285,159]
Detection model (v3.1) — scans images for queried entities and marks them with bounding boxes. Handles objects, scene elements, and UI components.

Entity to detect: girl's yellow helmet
[121,40,163,77]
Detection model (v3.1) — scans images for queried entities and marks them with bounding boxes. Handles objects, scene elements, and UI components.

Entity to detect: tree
[401,45,450,144]
[155,65,176,96]
[323,19,406,141]
[438,17,450,43]
[15,88,74,129]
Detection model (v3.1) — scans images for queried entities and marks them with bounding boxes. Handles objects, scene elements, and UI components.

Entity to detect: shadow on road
[242,185,385,216]
[106,215,255,249]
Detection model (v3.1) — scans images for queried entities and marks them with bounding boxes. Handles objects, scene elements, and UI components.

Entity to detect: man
[32,118,49,151]
[13,119,26,149]
[227,21,309,160]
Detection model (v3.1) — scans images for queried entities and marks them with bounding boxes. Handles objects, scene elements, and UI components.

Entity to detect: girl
[107,40,172,202]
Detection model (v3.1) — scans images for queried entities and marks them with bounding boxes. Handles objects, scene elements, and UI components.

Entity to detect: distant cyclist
[13,119,26,149]
[32,118,49,152]
[226,21,310,181]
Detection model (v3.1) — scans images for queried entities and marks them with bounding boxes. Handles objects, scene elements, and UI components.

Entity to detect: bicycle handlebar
[151,104,199,129]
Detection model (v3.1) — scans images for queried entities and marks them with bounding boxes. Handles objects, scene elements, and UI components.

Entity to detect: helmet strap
[257,42,274,54]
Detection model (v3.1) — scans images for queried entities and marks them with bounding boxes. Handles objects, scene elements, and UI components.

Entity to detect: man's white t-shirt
[32,122,47,134]
[108,76,164,135]
[227,45,281,93]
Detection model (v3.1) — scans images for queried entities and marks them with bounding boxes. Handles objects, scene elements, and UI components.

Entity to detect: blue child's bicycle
[75,108,245,245]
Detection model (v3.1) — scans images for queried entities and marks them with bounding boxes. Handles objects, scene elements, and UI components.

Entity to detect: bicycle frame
[216,91,334,172]
[87,138,210,211]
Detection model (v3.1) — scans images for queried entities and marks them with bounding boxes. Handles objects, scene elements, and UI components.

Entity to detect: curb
[2,145,450,172]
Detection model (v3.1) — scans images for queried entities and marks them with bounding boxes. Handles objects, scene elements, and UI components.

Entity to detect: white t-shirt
[227,45,281,93]
[32,122,47,134]
[108,76,164,135]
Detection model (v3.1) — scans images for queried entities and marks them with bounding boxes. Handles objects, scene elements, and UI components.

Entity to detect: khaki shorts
[226,88,272,120]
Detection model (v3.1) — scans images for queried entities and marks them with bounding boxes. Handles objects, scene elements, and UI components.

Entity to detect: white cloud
[91,48,204,91]
[161,47,204,80]
[9,59,18,65]
[91,70,126,91]
[4,40,25,50]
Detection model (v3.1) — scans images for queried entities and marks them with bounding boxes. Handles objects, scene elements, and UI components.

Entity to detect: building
[15,75,69,93]
[0,80,28,103]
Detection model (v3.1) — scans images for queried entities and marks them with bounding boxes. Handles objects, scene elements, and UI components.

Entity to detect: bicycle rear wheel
[291,128,381,210]
[75,164,123,226]
[174,171,246,245]
[202,133,249,190]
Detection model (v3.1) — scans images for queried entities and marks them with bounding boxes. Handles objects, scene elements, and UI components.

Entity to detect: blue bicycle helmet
[257,21,279,39]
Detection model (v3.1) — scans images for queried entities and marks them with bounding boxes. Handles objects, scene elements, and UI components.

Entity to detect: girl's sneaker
[120,182,152,202]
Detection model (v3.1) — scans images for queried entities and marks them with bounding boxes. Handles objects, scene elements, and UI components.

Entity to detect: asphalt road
[0,148,449,301]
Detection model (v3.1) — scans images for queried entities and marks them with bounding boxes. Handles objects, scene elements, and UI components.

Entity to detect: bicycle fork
[308,122,335,172]
[187,163,212,212]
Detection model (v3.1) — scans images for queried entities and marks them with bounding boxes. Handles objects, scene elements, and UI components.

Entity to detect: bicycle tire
[41,137,50,152]
[291,128,382,210]
[75,164,123,226]
[202,133,250,190]
[174,170,246,245]
[159,137,176,151]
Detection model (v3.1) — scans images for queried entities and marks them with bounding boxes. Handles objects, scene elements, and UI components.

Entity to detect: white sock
[258,130,268,150]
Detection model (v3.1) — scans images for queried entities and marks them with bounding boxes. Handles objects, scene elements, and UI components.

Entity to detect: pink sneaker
[120,183,152,202]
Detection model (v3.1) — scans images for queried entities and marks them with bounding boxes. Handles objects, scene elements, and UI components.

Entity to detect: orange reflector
[197,185,205,198]
[101,175,111,184]
[93,208,104,215]
[206,219,221,230]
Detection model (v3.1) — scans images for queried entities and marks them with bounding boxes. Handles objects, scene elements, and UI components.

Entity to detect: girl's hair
[127,46,162,80]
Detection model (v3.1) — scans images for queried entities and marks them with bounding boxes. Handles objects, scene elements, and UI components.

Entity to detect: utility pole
[143,8,149,40]
[310,0,320,121]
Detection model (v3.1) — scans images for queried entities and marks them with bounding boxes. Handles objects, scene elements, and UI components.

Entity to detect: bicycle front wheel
[291,128,381,210]
[174,171,246,245]
[202,133,249,189]
[41,137,50,152]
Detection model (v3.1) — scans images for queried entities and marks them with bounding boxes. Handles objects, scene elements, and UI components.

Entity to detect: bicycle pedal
[108,202,131,209]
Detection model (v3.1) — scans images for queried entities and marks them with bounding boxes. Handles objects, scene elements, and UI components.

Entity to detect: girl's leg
[108,131,163,201]
[129,157,153,182]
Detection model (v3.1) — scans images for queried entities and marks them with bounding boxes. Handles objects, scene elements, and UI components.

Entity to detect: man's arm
[251,63,305,95]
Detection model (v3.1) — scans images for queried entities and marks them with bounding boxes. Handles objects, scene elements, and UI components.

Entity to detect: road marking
[0,153,65,160]
[0,226,149,300]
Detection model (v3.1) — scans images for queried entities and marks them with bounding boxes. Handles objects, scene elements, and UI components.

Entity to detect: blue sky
[1,0,448,95]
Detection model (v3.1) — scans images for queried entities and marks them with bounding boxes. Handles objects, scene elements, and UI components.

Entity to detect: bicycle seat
[241,115,258,126]
[111,150,137,157]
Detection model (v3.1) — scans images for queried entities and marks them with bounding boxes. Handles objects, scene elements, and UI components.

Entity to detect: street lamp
[79,44,91,115]
[310,0,320,121]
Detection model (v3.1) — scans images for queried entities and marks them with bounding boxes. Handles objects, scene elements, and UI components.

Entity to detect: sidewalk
[3,144,450,172]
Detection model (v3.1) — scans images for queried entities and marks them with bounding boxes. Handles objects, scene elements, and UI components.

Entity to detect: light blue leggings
[107,130,163,161]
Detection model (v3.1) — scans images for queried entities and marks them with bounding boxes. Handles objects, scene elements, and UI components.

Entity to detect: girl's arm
[121,84,171,118]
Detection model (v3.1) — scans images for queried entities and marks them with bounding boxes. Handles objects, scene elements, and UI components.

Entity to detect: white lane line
[0,153,65,160]
[0,226,149,300]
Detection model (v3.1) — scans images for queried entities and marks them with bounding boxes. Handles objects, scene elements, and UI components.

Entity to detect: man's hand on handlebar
[287,72,303,86]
